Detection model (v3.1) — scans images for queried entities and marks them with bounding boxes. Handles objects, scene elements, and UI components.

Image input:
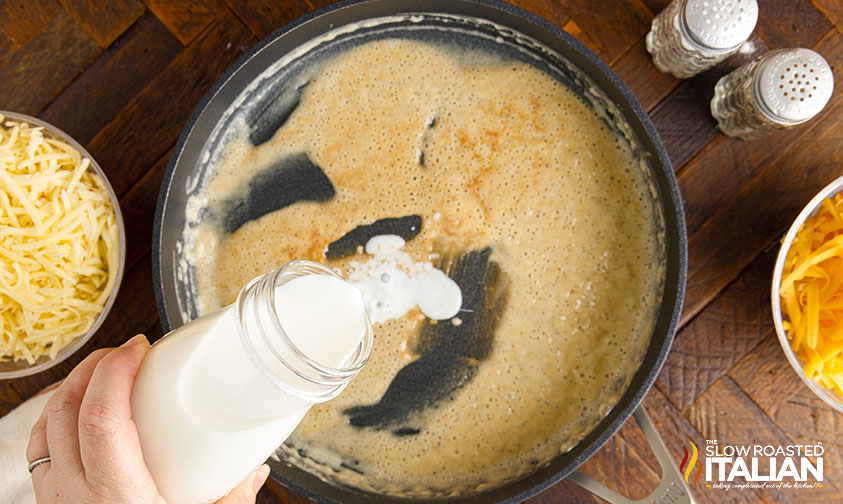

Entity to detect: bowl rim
[0,111,127,379]
[771,174,843,414]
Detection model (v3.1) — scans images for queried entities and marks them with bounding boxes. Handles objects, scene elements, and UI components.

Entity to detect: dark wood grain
[656,246,776,411]
[525,479,605,504]
[0,382,22,418]
[40,12,182,146]
[567,0,653,64]
[0,32,12,68]
[146,320,164,343]
[812,0,843,31]
[0,0,60,46]
[0,9,100,115]
[86,13,255,197]
[120,148,172,270]
[612,37,680,112]
[562,19,600,57]
[772,389,843,497]
[258,478,318,504]
[143,0,222,45]
[682,126,843,328]
[510,0,572,29]
[756,0,833,50]
[728,332,805,417]
[2,1,843,502]
[223,0,312,39]
[640,0,669,16]
[58,0,145,47]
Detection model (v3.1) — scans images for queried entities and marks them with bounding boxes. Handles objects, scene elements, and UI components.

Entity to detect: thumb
[216,465,270,504]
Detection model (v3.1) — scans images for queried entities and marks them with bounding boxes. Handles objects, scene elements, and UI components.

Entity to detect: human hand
[27,334,270,504]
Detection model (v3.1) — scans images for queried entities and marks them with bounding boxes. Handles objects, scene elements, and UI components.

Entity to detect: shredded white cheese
[0,114,119,364]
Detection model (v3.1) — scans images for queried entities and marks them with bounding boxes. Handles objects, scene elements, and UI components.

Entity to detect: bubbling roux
[188,38,665,497]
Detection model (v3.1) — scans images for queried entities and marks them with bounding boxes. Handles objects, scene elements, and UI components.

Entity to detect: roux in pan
[188,38,664,497]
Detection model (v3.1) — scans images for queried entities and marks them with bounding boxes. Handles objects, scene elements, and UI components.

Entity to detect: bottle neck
[234,261,373,403]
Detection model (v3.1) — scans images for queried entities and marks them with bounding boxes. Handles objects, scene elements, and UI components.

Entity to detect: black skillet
[152,1,689,502]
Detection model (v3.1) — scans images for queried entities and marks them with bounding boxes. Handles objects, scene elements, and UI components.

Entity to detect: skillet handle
[568,406,696,504]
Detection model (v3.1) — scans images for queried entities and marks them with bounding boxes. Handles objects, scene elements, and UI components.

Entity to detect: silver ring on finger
[27,456,51,473]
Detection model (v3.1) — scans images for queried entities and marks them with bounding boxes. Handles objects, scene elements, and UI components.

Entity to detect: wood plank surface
[1,1,843,503]
[0,8,100,115]
[222,0,313,39]
[0,0,60,46]
[756,0,833,49]
[729,332,806,417]
[656,245,777,412]
[143,0,222,45]
[39,12,183,145]
[812,0,843,32]
[85,12,255,197]
[58,0,145,47]
[611,37,679,112]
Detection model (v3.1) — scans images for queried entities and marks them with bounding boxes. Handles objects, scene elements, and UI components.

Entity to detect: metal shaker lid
[756,48,834,123]
[683,0,758,50]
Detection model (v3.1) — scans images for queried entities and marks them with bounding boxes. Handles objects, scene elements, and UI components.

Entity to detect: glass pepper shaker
[711,48,834,140]
[646,0,759,79]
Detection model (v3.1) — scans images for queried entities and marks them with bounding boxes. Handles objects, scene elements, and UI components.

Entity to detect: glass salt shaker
[646,0,758,79]
[711,48,834,140]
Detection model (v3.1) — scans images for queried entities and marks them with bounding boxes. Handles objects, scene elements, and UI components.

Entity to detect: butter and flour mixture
[186,38,665,497]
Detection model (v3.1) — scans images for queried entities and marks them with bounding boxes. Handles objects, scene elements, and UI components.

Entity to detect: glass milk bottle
[130,261,373,504]
[711,48,834,140]
[646,0,758,79]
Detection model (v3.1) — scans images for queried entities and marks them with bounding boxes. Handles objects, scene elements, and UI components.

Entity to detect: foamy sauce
[188,38,665,497]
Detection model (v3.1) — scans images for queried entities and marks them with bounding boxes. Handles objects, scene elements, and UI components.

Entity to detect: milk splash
[346,235,462,324]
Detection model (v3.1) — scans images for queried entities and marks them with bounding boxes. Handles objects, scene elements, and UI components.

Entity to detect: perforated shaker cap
[756,49,834,123]
[683,0,759,51]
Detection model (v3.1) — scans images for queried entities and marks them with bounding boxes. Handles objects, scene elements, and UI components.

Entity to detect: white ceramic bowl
[0,111,127,379]
[771,175,843,414]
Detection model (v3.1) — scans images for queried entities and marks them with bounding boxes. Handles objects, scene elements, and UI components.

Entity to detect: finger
[215,465,270,504]
[32,468,55,504]
[44,348,112,476]
[27,380,64,465]
[28,410,51,491]
[78,335,150,485]
[28,384,62,491]
[27,407,49,464]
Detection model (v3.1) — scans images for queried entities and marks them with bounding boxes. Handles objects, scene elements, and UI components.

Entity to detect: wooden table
[1,1,841,502]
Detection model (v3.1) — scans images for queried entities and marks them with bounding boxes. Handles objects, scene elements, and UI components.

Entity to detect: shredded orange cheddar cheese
[781,192,843,399]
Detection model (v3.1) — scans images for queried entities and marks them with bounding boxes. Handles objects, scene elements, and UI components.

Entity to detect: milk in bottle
[130,261,372,504]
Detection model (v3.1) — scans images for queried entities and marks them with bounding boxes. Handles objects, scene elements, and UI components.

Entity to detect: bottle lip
[236,260,374,391]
